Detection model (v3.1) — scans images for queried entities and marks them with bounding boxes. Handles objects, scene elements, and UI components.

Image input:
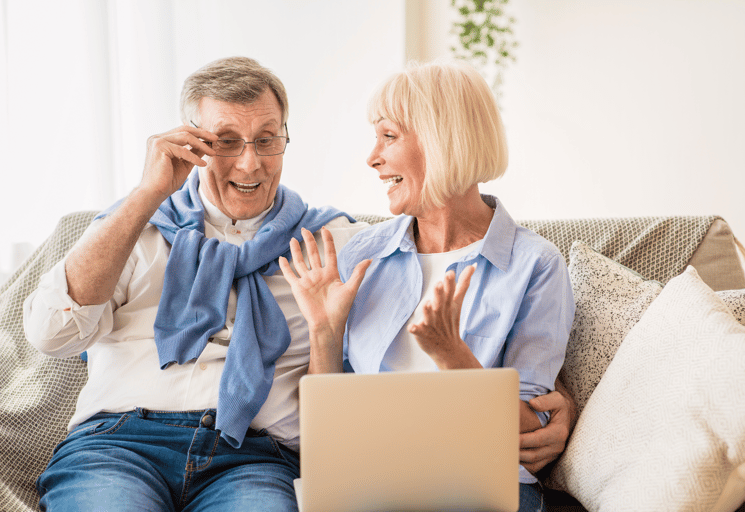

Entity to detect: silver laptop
[296,368,519,512]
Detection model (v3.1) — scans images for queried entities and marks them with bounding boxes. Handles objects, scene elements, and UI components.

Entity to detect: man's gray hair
[180,56,289,126]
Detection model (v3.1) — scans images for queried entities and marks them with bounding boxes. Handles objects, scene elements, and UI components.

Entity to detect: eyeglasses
[190,121,290,157]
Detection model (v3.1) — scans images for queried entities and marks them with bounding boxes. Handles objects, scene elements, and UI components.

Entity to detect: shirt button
[199,363,207,371]
[201,414,214,427]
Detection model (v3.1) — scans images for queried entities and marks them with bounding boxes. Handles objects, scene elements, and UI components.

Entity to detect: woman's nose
[366,143,382,168]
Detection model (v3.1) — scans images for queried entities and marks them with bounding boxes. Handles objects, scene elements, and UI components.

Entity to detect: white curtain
[0,0,407,285]
[0,0,181,283]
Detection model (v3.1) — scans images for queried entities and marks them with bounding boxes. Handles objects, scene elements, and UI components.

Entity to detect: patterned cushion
[558,241,663,418]
[718,289,745,326]
[0,211,95,512]
[549,267,745,511]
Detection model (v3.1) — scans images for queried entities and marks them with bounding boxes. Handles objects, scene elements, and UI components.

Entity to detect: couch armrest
[0,210,98,512]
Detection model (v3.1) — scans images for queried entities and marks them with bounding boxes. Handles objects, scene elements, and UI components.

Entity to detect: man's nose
[235,143,262,172]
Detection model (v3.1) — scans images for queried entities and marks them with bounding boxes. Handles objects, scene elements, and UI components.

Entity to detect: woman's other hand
[408,264,481,369]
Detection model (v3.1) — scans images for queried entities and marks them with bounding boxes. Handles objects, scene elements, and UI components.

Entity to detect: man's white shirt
[23,187,367,451]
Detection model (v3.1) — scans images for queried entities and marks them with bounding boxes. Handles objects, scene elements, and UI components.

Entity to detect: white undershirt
[23,188,367,451]
[381,240,481,372]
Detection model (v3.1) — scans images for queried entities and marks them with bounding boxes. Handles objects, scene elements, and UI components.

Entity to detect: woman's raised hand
[279,227,371,370]
[408,264,481,370]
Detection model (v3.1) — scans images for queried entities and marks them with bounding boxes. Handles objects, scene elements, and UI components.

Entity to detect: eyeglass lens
[212,137,288,157]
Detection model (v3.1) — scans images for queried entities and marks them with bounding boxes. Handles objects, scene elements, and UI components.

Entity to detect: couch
[1,211,744,512]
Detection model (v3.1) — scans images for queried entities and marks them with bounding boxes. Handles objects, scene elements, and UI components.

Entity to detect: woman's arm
[406,265,546,434]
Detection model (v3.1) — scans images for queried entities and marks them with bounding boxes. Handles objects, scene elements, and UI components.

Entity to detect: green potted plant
[450,0,518,98]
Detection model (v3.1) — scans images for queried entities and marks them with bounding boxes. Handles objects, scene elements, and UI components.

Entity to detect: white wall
[477,1,745,237]
[3,1,744,284]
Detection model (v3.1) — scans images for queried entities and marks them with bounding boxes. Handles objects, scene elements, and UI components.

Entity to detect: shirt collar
[378,215,418,258]
[197,184,273,233]
[379,194,517,271]
[479,194,517,272]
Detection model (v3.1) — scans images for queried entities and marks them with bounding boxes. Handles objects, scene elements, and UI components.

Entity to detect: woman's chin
[387,202,404,217]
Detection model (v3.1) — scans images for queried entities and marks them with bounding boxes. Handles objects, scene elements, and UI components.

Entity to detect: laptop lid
[297,368,519,512]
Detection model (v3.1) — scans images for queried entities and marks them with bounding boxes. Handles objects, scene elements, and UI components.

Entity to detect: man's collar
[197,183,273,233]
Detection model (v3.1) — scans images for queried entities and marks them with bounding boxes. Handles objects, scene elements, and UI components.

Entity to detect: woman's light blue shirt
[338,195,574,406]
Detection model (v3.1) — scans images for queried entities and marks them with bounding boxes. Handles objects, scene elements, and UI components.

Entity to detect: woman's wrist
[429,338,482,370]
[307,325,344,374]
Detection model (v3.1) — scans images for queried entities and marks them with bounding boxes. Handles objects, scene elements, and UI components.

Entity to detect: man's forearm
[65,187,164,306]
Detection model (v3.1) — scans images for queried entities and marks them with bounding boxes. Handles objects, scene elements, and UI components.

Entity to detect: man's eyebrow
[213,121,281,136]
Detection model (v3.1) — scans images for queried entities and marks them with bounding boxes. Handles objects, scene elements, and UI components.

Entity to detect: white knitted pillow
[560,241,663,417]
[550,266,745,511]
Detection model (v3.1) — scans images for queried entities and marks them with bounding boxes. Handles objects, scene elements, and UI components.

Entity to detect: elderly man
[24,56,573,511]
[24,56,369,511]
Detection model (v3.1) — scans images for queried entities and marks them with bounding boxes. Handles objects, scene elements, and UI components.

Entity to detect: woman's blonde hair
[180,56,289,127]
[367,60,508,210]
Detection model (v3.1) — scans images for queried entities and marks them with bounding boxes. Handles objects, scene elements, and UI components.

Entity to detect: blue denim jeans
[519,482,546,512]
[36,409,300,512]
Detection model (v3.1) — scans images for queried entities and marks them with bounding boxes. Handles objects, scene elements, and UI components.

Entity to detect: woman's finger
[430,281,445,314]
[345,258,371,297]
[301,228,323,270]
[453,263,476,304]
[289,237,308,277]
[442,270,456,302]
[278,256,298,283]
[321,227,338,271]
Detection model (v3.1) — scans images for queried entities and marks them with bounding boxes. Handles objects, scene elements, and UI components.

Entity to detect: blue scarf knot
[97,170,352,447]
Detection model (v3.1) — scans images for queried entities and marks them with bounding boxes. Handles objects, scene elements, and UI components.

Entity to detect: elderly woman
[280,61,576,511]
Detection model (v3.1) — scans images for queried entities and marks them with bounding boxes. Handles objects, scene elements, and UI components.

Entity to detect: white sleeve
[23,220,134,359]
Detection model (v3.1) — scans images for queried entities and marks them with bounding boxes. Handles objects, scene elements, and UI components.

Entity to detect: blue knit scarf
[97,170,352,447]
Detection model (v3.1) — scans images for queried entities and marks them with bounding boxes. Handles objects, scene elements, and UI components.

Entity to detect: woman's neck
[413,187,495,254]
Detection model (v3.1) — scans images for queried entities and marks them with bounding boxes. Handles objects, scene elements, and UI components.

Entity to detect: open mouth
[383,176,403,190]
[231,181,260,193]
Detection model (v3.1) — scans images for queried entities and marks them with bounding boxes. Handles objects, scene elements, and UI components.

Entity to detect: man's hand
[519,380,578,475]
[139,125,217,202]
[66,124,217,306]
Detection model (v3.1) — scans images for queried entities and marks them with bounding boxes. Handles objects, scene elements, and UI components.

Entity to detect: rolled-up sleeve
[23,224,134,358]
[503,252,574,406]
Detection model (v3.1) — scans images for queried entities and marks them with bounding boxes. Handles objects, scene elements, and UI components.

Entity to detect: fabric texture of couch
[1,211,744,512]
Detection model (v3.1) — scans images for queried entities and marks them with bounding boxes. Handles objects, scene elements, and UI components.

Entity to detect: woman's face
[367,119,427,217]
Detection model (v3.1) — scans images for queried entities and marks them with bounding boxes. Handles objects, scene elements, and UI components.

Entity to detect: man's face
[197,90,285,222]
